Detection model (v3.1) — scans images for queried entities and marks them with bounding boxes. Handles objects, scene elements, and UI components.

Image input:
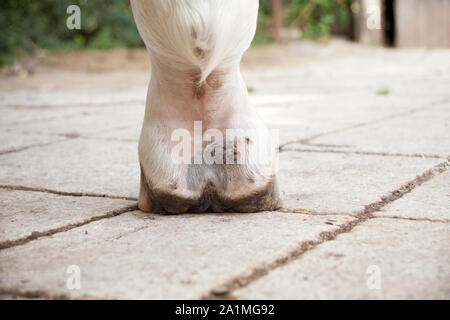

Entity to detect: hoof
[139,169,282,214]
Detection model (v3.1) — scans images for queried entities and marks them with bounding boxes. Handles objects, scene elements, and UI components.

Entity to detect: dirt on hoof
[139,169,282,214]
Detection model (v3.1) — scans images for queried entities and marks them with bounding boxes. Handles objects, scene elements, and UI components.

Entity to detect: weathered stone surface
[0,131,63,154]
[377,170,450,220]
[9,104,145,137]
[277,151,440,214]
[244,44,450,147]
[0,189,135,244]
[95,126,141,141]
[243,44,450,100]
[234,218,450,299]
[256,94,439,146]
[300,103,450,157]
[0,106,95,127]
[0,70,148,108]
[0,139,140,198]
[0,211,354,299]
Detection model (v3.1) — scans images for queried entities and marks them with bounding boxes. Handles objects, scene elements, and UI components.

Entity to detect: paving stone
[256,93,443,145]
[234,218,450,299]
[0,90,145,108]
[377,170,450,220]
[244,46,450,147]
[0,138,140,198]
[0,189,135,244]
[0,70,148,108]
[244,55,450,101]
[9,104,145,137]
[0,106,96,127]
[0,104,143,152]
[0,131,64,154]
[0,211,355,299]
[300,103,450,157]
[95,126,141,141]
[278,151,441,213]
[0,294,44,300]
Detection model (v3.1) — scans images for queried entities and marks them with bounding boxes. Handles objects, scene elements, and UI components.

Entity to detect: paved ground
[0,40,449,299]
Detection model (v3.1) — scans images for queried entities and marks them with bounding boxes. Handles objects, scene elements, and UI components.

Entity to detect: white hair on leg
[131,0,281,212]
[130,0,259,84]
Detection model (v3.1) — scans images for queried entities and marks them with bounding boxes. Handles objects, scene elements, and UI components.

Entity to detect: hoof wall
[139,171,281,214]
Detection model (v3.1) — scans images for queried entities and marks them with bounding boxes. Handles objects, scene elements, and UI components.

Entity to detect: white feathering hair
[130,0,259,83]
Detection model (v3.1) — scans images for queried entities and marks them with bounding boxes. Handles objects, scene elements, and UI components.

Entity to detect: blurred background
[1,0,449,71]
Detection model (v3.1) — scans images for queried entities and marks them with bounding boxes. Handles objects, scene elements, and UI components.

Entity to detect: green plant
[376,89,390,95]
[0,0,143,67]
[253,0,273,45]
[286,0,353,39]
[254,0,352,45]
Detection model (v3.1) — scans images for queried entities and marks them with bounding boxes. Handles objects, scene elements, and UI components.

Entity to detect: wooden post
[396,0,450,48]
[272,0,282,42]
[354,0,385,45]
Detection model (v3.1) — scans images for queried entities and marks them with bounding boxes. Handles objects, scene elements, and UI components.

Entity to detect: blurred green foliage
[254,0,274,45]
[256,0,353,42]
[0,0,352,66]
[0,0,143,66]
[285,0,353,39]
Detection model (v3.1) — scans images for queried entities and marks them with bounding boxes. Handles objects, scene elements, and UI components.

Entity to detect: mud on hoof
[139,170,282,214]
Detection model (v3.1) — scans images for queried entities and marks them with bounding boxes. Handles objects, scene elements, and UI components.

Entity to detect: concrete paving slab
[0,131,64,154]
[244,55,450,101]
[257,93,444,145]
[278,151,441,213]
[299,103,450,157]
[95,126,140,141]
[0,106,95,127]
[0,189,135,244]
[0,211,355,299]
[0,292,45,299]
[0,69,148,108]
[0,138,140,198]
[234,218,450,299]
[377,169,450,221]
[0,90,145,108]
[9,104,145,137]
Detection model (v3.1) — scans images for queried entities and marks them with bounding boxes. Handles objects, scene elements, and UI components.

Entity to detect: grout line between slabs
[280,147,444,159]
[0,138,74,156]
[0,100,145,110]
[373,215,450,224]
[0,288,106,300]
[0,184,138,201]
[279,97,449,150]
[0,205,138,250]
[276,207,354,217]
